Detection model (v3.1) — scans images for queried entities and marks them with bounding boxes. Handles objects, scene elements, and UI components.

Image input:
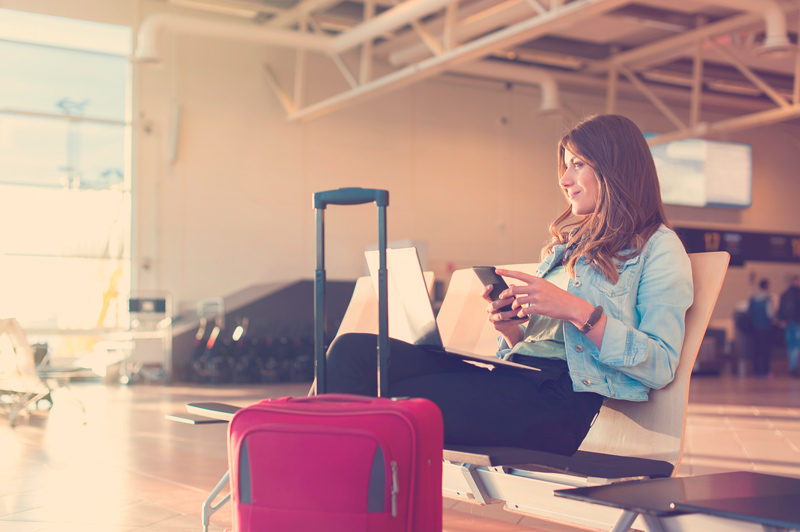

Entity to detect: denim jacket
[498,225,693,401]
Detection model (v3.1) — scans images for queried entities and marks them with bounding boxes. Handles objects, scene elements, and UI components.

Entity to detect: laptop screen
[364,247,443,348]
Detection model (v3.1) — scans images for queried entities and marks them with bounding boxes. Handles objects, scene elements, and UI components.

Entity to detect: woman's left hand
[494,268,585,323]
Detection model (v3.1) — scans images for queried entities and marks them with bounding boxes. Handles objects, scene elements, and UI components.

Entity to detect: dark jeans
[752,328,773,376]
[325,333,604,456]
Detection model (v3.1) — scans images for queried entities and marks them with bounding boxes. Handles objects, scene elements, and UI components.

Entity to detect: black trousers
[325,333,604,456]
[751,328,773,376]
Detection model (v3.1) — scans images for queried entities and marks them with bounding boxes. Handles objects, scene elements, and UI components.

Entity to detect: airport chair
[437,252,730,531]
[35,348,91,422]
[0,318,50,427]
[0,318,93,426]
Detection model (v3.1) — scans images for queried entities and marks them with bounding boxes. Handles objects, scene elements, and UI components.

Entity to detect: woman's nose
[559,170,573,187]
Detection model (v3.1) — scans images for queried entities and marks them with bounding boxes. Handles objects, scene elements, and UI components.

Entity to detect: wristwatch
[578,305,603,334]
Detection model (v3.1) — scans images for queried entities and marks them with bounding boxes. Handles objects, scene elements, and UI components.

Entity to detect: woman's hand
[480,284,525,346]
[494,268,583,322]
[495,268,605,348]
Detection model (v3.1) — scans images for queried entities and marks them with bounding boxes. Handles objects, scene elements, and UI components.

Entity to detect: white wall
[9,0,800,332]
[136,24,577,303]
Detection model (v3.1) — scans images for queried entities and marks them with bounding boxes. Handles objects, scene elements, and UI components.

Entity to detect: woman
[325,114,693,456]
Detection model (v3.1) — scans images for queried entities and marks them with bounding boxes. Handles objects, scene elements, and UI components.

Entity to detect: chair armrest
[443,445,674,479]
[186,402,241,421]
[165,413,228,425]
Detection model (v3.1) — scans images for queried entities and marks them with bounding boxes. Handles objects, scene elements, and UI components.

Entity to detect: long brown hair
[542,114,669,284]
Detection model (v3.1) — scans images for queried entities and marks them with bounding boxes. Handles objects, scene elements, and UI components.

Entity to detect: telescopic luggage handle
[314,188,389,209]
[313,188,390,397]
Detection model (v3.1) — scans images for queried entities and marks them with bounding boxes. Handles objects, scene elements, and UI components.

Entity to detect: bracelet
[578,305,603,334]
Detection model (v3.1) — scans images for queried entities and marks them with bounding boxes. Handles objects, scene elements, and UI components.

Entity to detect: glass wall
[0,9,132,336]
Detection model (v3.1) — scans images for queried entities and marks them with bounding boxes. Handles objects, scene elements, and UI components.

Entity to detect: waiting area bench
[175,251,734,531]
[432,251,731,530]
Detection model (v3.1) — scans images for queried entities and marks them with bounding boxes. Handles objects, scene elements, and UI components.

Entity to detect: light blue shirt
[498,225,693,401]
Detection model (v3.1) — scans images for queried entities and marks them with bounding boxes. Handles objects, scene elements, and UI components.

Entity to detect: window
[0,9,131,337]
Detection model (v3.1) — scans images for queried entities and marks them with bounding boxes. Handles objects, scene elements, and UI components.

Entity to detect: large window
[0,9,131,334]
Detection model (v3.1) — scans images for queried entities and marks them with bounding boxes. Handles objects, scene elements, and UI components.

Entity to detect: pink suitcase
[227,393,443,532]
[227,189,443,531]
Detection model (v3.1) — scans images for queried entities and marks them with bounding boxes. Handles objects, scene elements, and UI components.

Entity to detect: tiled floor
[1,374,799,532]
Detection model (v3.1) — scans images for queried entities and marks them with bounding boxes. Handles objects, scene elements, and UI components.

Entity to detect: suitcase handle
[290,393,378,404]
[314,188,389,209]
[314,187,390,397]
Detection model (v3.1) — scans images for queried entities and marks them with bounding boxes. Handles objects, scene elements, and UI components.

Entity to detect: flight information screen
[649,137,752,208]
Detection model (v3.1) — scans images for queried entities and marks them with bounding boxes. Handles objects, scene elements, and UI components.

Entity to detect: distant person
[748,279,775,378]
[778,275,800,378]
[732,299,754,378]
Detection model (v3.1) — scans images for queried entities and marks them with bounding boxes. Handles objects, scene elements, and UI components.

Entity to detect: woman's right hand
[480,284,525,345]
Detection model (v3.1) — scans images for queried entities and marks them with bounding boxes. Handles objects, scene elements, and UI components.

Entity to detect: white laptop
[364,247,538,371]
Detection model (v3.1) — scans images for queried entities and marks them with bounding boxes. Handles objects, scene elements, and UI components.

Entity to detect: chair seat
[186,401,241,421]
[443,445,675,479]
[165,413,228,425]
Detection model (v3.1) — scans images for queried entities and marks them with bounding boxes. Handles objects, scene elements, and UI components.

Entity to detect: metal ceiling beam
[167,0,286,18]
[263,65,296,113]
[294,18,309,108]
[308,15,358,88]
[600,11,765,72]
[450,60,561,112]
[135,0,466,60]
[706,38,790,108]
[360,0,376,84]
[605,62,618,114]
[600,0,800,145]
[332,0,459,52]
[386,0,535,66]
[690,37,702,128]
[618,63,687,131]
[134,12,334,61]
[372,0,501,56]
[535,64,780,114]
[143,0,800,141]
[600,0,798,73]
[648,105,800,145]
[284,0,632,121]
[443,2,458,51]
[266,0,345,28]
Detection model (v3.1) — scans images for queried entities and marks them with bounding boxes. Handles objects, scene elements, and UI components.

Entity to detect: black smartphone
[472,266,526,321]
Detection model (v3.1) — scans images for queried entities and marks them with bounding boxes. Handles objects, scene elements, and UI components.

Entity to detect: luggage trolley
[122,294,172,384]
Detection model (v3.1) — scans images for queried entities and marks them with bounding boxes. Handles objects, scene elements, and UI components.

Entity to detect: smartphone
[472,266,527,321]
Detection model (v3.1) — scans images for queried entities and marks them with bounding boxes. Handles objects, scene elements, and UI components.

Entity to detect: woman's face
[560,147,599,216]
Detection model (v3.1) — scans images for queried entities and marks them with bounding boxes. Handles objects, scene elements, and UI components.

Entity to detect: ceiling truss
[138,0,800,143]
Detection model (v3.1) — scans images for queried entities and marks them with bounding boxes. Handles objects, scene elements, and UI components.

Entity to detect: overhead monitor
[648,137,752,208]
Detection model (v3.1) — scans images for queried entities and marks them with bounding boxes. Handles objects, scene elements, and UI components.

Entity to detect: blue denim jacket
[498,225,693,401]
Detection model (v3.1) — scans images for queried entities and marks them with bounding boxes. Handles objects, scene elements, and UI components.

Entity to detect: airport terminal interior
[3,0,800,530]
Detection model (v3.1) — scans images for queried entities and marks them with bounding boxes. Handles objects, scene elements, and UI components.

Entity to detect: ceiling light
[753,39,795,60]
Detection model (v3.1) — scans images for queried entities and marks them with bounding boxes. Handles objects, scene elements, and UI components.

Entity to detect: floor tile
[2,376,800,532]
[0,521,55,532]
[35,524,138,532]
